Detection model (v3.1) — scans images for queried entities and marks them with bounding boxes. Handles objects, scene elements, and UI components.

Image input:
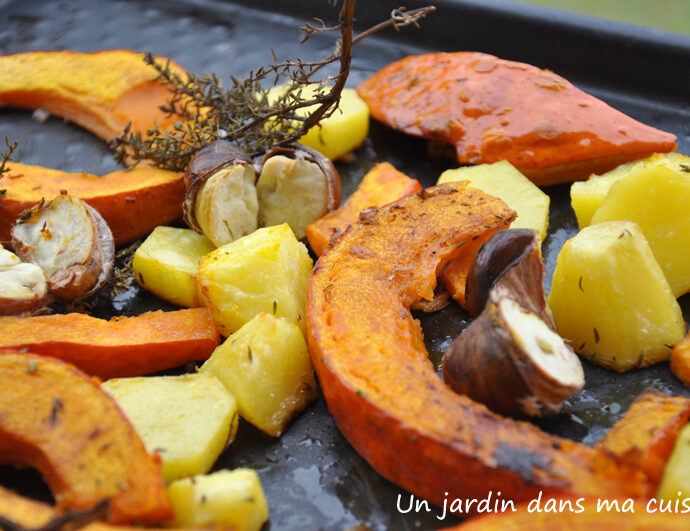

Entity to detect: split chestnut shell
[11,192,114,301]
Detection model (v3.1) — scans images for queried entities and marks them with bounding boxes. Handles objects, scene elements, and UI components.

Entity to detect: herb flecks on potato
[103,373,239,483]
[548,220,685,372]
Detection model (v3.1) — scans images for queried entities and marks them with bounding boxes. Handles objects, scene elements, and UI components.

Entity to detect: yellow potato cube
[548,221,685,372]
[102,372,238,482]
[133,226,215,307]
[168,469,269,530]
[201,312,316,437]
[197,223,312,336]
[268,84,369,160]
[437,160,550,241]
[590,163,690,297]
[571,152,689,229]
[657,423,690,502]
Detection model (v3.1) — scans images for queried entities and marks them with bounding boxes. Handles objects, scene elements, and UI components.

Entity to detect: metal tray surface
[1,1,689,529]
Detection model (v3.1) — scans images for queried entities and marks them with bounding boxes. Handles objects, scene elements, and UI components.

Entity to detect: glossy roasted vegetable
[0,353,171,524]
[11,192,114,301]
[197,223,312,336]
[571,152,689,229]
[103,373,239,483]
[589,160,690,297]
[268,84,369,160]
[201,312,316,437]
[307,182,649,511]
[0,50,185,142]
[133,226,215,308]
[548,221,685,372]
[305,161,422,256]
[167,469,269,529]
[437,160,549,241]
[358,52,676,186]
[0,308,220,379]
[0,163,184,246]
[0,247,47,314]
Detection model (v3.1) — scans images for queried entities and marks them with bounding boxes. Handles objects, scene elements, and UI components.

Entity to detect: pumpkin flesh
[307,182,651,511]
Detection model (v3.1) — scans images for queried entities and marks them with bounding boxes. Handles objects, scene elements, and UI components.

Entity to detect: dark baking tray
[1,1,689,529]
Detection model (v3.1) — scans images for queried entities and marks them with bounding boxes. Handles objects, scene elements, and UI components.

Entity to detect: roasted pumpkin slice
[0,163,183,245]
[307,182,651,512]
[0,50,184,142]
[597,389,690,487]
[0,353,172,524]
[357,52,676,186]
[305,161,422,256]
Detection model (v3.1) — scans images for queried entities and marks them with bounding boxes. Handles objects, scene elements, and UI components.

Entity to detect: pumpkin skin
[0,352,172,524]
[307,182,651,514]
[357,52,677,186]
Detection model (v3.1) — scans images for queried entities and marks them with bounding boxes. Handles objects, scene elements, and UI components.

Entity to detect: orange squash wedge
[0,352,172,524]
[597,389,690,487]
[307,182,651,513]
[305,162,422,256]
[357,52,677,186]
[0,162,183,245]
[0,308,220,380]
[0,50,184,142]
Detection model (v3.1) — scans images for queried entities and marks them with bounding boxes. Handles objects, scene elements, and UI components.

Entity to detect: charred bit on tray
[443,229,584,417]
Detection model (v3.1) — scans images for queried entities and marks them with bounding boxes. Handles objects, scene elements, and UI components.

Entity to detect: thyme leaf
[109,2,435,171]
[0,137,18,178]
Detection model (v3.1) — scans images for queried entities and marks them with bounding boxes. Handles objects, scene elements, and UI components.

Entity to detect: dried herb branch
[110,2,435,171]
[0,136,18,177]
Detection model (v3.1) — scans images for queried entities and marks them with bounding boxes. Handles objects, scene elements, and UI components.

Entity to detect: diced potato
[437,160,549,241]
[102,372,238,482]
[167,469,269,530]
[571,152,689,229]
[133,226,215,307]
[589,162,690,297]
[200,312,316,437]
[657,423,690,502]
[197,223,312,336]
[548,221,685,372]
[268,84,369,160]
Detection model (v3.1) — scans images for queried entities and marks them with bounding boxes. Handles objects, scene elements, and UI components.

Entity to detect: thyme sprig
[0,136,18,177]
[110,3,435,172]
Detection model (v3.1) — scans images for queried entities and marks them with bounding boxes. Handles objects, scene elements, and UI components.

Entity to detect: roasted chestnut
[0,247,47,314]
[11,192,114,301]
[257,144,341,240]
[183,140,342,246]
[183,140,259,248]
[443,229,584,417]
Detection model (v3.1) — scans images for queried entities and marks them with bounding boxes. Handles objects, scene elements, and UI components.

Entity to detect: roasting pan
[1,0,689,528]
